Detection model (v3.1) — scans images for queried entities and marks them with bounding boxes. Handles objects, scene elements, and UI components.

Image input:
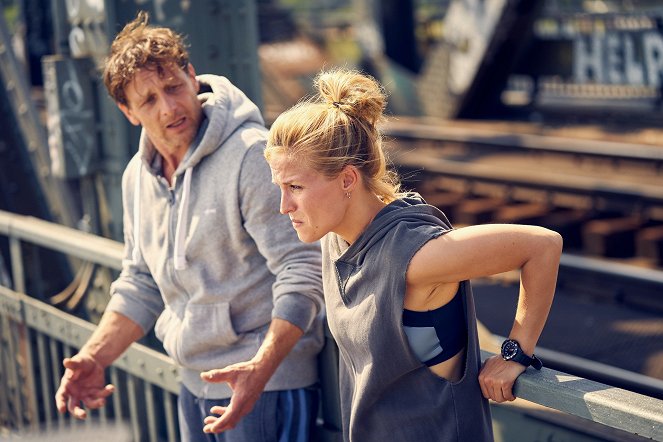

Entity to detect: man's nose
[159,94,177,117]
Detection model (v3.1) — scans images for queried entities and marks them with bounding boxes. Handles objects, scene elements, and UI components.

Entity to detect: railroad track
[385,121,663,271]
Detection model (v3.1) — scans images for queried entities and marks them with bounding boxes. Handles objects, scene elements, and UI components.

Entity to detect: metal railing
[0,211,179,442]
[0,210,662,441]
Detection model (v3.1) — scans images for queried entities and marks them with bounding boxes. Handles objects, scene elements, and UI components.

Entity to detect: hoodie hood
[137,74,265,175]
[132,75,266,270]
[328,193,453,297]
[337,193,452,261]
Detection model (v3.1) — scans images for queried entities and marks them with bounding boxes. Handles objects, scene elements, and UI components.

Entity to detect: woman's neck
[337,192,388,245]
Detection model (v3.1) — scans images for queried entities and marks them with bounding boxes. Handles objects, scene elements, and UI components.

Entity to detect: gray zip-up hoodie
[106,75,324,399]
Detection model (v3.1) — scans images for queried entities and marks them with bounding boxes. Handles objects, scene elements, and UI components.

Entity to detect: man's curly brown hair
[103,11,190,105]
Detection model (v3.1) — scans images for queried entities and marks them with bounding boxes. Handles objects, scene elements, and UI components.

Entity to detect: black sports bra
[402,288,467,366]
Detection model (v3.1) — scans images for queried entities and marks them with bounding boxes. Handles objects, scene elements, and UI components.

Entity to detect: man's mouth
[167,117,186,129]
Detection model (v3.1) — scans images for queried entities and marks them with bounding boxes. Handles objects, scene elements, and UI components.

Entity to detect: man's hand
[200,359,272,434]
[55,353,115,419]
[478,354,526,403]
[53,311,143,419]
[199,318,304,434]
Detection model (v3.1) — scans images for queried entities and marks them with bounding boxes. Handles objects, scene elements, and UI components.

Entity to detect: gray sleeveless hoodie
[322,194,493,442]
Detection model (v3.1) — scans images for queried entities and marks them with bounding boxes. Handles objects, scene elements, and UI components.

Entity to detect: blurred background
[1,1,662,440]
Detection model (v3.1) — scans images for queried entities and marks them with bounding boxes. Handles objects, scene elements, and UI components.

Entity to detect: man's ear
[118,103,140,126]
[187,63,199,93]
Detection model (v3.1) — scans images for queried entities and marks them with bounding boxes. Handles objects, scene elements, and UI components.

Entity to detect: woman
[265,69,562,442]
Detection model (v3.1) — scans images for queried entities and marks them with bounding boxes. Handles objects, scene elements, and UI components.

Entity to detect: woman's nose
[280,193,293,214]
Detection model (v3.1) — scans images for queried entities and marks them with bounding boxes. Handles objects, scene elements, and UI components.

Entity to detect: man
[54,11,324,441]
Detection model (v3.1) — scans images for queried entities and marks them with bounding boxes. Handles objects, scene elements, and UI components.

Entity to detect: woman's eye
[290,185,302,191]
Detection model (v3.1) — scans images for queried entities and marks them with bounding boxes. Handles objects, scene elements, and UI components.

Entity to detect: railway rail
[383,119,663,170]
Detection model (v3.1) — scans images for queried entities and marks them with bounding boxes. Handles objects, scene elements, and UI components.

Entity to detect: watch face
[501,340,519,360]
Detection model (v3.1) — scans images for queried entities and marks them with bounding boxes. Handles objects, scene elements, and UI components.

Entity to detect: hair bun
[316,69,386,125]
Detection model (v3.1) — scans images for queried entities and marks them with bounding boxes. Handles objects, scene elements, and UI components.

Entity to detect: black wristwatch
[501,339,543,370]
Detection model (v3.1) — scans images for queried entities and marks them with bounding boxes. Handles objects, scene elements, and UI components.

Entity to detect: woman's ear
[341,165,359,192]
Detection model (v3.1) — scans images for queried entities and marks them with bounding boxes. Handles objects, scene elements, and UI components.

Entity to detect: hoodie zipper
[158,173,191,300]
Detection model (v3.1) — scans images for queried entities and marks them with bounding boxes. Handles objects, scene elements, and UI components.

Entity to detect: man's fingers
[62,358,85,380]
[98,384,115,397]
[203,416,217,425]
[82,385,114,409]
[67,396,87,420]
[209,405,227,415]
[55,391,67,413]
[203,420,219,434]
[200,368,232,384]
[58,383,114,417]
[84,397,106,409]
[204,405,236,434]
[204,415,235,434]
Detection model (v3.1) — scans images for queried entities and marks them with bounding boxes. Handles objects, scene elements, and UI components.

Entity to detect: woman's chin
[296,230,321,244]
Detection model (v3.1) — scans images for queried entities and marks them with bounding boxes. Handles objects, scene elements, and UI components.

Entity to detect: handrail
[0,211,123,269]
[0,209,662,440]
[0,285,180,393]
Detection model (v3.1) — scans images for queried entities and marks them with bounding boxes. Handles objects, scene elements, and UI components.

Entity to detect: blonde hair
[103,11,189,105]
[266,68,401,203]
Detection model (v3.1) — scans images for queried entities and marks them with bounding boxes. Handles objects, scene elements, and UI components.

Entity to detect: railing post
[7,237,39,428]
[9,237,25,294]
[17,310,39,430]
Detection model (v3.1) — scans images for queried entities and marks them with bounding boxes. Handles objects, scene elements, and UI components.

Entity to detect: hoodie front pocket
[154,302,240,366]
[154,306,181,361]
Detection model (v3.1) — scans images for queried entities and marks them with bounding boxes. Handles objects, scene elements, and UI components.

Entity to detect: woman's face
[269,154,348,243]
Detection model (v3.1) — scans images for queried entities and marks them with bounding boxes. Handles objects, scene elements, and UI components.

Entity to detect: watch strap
[501,339,543,370]
[512,350,543,370]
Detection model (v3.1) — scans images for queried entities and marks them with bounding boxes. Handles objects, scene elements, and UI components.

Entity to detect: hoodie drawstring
[131,162,142,264]
[174,167,192,270]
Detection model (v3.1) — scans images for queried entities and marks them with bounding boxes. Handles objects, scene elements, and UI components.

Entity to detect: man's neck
[154,146,187,185]
[162,158,178,185]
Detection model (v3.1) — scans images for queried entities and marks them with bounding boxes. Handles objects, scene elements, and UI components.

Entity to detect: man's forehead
[132,65,180,85]
[125,65,183,99]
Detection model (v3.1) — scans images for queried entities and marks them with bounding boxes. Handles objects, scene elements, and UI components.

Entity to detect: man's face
[118,63,203,159]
